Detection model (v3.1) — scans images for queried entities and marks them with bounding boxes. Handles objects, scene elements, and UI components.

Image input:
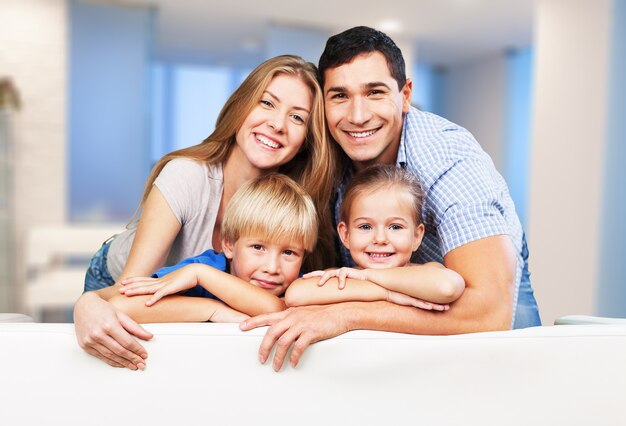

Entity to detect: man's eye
[331,93,347,100]
[369,90,384,96]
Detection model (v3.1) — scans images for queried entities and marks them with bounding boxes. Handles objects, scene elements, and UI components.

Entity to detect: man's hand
[240,305,352,372]
[74,292,153,370]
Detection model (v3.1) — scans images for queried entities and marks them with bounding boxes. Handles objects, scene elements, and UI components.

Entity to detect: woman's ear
[337,221,350,249]
[221,239,235,259]
[412,223,425,252]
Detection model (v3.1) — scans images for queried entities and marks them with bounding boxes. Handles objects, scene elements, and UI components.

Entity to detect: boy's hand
[119,265,200,306]
[386,290,450,311]
[303,267,367,290]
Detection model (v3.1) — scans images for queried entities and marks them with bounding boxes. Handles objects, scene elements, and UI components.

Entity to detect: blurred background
[0,0,624,324]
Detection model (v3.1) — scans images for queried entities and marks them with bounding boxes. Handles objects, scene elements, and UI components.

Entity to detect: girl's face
[338,187,424,269]
[233,74,312,173]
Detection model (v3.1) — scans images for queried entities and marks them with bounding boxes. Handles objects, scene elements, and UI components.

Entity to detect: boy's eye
[251,244,264,250]
[283,249,295,256]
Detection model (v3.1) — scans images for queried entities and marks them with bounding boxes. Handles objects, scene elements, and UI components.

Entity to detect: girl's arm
[120,263,286,316]
[284,276,447,311]
[109,294,249,323]
[306,263,465,305]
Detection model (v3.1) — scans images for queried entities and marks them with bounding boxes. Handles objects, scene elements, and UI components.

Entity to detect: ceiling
[102,0,534,68]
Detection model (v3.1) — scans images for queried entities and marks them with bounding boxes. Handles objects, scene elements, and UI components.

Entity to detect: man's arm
[241,235,515,371]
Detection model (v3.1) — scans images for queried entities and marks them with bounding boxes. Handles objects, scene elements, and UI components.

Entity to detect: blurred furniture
[0,313,32,322]
[24,224,124,320]
[555,314,626,325]
[0,322,625,425]
[0,92,16,312]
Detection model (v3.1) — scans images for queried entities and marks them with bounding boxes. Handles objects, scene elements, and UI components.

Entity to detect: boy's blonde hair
[221,174,318,252]
[341,165,425,226]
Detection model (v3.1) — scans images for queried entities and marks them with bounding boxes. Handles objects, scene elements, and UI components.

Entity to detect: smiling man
[241,26,541,371]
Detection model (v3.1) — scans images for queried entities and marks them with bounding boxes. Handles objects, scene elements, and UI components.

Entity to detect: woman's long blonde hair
[138,55,339,271]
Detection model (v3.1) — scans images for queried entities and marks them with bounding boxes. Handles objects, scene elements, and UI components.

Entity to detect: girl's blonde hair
[341,165,425,225]
[138,55,339,271]
[221,173,318,252]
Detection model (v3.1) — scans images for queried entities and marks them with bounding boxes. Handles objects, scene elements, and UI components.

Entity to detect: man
[240,26,541,371]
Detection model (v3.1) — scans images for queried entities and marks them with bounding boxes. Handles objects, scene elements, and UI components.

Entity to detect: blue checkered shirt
[334,107,525,321]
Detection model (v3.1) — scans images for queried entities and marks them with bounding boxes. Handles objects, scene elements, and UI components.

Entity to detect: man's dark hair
[318,26,406,90]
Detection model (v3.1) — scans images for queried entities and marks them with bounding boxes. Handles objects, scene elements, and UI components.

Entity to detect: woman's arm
[109,294,249,323]
[120,263,286,316]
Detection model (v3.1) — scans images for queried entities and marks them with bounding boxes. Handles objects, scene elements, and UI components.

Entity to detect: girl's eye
[357,224,372,230]
[389,224,404,230]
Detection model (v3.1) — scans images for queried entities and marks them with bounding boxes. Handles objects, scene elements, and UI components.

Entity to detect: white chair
[23,223,124,321]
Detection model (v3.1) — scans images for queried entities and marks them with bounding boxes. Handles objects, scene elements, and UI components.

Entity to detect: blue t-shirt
[152,249,228,299]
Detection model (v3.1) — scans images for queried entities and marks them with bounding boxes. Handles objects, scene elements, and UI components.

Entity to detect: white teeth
[348,129,377,138]
[256,134,280,149]
[368,253,392,258]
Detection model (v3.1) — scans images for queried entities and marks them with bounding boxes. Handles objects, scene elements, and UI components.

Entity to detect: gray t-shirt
[107,158,223,280]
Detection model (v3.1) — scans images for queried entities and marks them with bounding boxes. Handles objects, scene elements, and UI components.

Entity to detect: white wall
[0,0,67,311]
[440,53,506,173]
[528,0,612,325]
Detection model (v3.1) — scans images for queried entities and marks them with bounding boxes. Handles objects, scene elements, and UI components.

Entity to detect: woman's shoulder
[160,158,223,182]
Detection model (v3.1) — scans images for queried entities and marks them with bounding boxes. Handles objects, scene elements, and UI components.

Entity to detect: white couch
[1,322,625,425]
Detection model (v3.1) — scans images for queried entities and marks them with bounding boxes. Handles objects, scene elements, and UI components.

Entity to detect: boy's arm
[121,264,286,316]
[110,294,249,323]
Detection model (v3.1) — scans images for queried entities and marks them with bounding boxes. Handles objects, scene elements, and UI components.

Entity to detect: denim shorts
[84,239,116,292]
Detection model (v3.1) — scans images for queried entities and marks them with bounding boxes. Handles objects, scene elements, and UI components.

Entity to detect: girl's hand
[386,290,450,311]
[119,265,200,306]
[303,267,368,290]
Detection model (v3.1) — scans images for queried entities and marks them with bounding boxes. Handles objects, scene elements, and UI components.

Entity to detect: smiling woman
[73,55,339,370]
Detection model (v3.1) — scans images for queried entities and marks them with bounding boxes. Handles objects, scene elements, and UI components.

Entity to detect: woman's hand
[386,289,450,311]
[74,291,153,370]
[119,265,201,306]
[303,267,368,290]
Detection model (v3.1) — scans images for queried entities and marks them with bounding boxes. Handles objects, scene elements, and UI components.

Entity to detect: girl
[74,55,338,370]
[285,164,465,310]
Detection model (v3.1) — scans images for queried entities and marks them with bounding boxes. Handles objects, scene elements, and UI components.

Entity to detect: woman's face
[233,74,312,173]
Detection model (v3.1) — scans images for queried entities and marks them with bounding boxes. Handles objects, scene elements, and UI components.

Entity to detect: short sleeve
[426,158,509,255]
[154,158,208,225]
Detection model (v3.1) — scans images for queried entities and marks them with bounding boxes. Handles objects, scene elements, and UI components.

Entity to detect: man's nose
[348,97,371,125]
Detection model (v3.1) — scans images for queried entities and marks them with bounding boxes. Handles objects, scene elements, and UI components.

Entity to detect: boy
[108,173,317,323]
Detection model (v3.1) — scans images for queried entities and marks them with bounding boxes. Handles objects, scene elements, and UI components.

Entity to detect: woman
[74,55,338,370]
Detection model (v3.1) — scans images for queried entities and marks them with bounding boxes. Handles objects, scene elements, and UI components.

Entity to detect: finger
[120,276,157,285]
[414,300,434,310]
[317,271,335,287]
[338,270,348,290]
[124,283,162,296]
[118,311,154,342]
[146,290,167,306]
[240,311,283,331]
[90,342,139,370]
[258,317,292,365]
[302,271,324,279]
[272,326,302,372]
[83,345,127,368]
[289,332,315,368]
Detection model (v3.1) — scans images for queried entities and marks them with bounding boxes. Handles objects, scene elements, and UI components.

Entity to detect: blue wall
[69,1,153,221]
[598,0,626,317]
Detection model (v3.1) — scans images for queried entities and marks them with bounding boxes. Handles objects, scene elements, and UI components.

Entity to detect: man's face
[323,51,412,171]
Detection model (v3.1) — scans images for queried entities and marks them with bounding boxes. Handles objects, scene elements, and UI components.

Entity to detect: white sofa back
[1,323,625,425]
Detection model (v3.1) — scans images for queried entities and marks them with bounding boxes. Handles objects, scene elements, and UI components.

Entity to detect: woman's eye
[260,99,273,108]
[290,114,305,123]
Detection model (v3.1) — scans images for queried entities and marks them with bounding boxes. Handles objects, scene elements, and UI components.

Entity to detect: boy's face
[222,236,305,296]
[337,187,424,269]
[323,51,412,171]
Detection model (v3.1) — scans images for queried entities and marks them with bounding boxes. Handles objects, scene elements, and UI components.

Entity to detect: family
[74,26,541,371]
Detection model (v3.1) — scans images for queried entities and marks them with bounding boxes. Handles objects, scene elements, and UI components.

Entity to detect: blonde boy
[109,173,317,323]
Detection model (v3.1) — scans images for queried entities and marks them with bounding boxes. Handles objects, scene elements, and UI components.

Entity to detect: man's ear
[222,239,235,259]
[337,221,350,249]
[401,78,413,114]
[412,223,425,252]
